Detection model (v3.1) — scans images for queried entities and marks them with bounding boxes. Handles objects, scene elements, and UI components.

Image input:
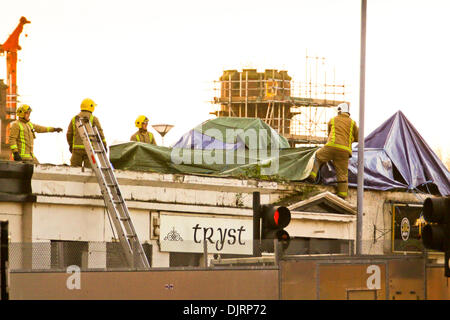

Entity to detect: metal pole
[228,74,232,117]
[203,236,208,268]
[245,71,248,117]
[274,239,279,266]
[356,0,367,256]
[253,192,261,257]
[239,72,242,98]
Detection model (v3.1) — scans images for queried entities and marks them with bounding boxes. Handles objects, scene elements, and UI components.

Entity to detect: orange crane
[0,16,30,159]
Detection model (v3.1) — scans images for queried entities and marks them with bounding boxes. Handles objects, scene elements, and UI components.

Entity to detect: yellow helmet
[80,98,97,112]
[135,115,149,128]
[16,104,32,118]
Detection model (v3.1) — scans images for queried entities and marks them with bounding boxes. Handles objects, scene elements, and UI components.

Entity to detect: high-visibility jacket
[325,113,359,156]
[130,130,156,145]
[9,118,57,160]
[66,111,106,150]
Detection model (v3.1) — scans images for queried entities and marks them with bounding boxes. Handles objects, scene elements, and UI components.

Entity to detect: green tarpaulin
[110,142,317,181]
[110,117,316,181]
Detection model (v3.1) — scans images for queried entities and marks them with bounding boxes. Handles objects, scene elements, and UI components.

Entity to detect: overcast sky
[1,0,449,164]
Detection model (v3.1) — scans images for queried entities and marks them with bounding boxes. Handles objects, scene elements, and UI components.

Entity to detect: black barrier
[1,221,8,300]
[422,197,450,277]
[0,161,35,202]
[0,161,33,193]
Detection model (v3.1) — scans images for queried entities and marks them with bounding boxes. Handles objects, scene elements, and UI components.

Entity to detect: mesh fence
[9,242,136,271]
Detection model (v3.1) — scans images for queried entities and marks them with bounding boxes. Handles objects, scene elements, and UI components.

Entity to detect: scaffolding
[211,56,348,146]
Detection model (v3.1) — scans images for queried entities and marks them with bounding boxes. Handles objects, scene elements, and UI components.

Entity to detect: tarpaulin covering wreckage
[320,111,450,196]
[110,113,450,196]
[110,118,314,181]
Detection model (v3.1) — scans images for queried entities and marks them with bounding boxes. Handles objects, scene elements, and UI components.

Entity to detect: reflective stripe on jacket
[130,130,156,145]
[325,113,359,156]
[66,111,106,150]
[9,119,55,158]
[71,114,94,149]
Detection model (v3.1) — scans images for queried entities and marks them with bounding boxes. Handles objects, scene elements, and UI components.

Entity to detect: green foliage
[233,163,289,183]
[235,193,244,207]
[274,184,322,206]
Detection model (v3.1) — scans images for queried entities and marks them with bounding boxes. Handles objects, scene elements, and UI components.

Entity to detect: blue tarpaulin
[171,117,290,150]
[321,111,450,196]
[172,129,244,150]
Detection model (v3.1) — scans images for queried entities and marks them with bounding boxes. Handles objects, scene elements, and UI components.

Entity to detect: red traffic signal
[260,205,291,252]
[264,206,291,229]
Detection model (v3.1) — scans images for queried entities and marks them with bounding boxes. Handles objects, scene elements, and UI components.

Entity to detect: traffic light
[422,197,450,277]
[260,205,291,253]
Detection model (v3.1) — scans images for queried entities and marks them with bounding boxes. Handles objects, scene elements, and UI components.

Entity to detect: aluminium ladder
[75,116,150,270]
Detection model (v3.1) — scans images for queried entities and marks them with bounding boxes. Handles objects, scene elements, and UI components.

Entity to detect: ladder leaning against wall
[75,116,150,270]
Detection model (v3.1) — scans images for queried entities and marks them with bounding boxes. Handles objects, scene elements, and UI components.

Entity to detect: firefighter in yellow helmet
[66,98,107,168]
[307,103,359,199]
[130,115,156,145]
[9,104,63,164]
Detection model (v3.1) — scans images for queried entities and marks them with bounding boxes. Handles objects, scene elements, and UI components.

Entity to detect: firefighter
[66,98,107,168]
[130,115,156,145]
[307,103,359,199]
[9,104,63,164]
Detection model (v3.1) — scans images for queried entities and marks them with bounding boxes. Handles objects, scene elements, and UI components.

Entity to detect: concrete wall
[0,202,22,242]
[280,255,427,300]
[10,268,279,300]
[28,203,150,243]
[31,164,290,207]
[344,187,425,255]
[286,213,354,240]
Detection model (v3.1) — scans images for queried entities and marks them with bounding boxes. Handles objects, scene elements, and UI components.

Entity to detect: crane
[0,16,30,160]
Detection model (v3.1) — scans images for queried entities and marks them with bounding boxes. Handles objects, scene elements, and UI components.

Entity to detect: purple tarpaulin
[321,111,450,196]
[172,129,244,150]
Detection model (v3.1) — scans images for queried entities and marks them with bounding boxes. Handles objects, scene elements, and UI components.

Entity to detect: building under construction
[212,61,348,146]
